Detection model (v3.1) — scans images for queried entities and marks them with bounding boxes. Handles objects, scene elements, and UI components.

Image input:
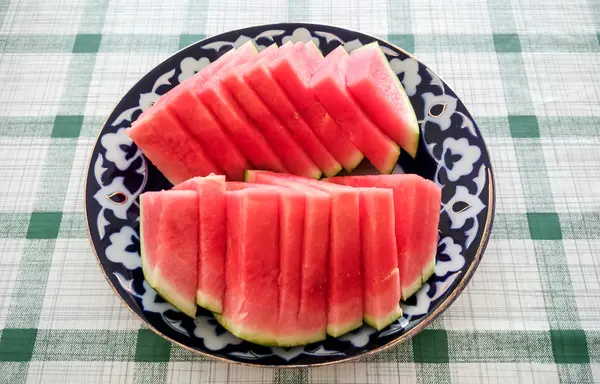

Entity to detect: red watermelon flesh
[196,53,286,174]
[244,172,330,342]
[270,42,364,173]
[272,186,310,346]
[347,42,419,158]
[244,47,342,177]
[216,188,281,345]
[162,44,256,181]
[140,192,163,285]
[221,55,321,179]
[141,190,199,318]
[357,187,402,330]
[204,41,260,84]
[191,48,237,85]
[224,181,322,345]
[310,46,400,174]
[246,171,362,337]
[167,90,250,181]
[131,48,243,181]
[173,175,227,313]
[127,109,221,184]
[324,174,440,300]
[225,181,253,191]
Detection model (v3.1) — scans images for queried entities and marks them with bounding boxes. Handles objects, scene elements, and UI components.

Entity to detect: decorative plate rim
[83,22,496,368]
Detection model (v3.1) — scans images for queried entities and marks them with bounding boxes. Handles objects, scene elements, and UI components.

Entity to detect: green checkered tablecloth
[0,0,599,382]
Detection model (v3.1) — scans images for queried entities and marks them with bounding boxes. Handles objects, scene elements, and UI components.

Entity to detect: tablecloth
[0,0,599,383]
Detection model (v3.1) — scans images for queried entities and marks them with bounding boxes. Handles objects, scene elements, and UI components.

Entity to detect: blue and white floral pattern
[178,57,210,83]
[390,57,421,97]
[85,24,494,367]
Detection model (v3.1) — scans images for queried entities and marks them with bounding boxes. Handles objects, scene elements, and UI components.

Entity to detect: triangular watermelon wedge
[238,175,330,342]
[195,42,287,174]
[127,109,222,184]
[173,175,227,313]
[246,170,362,337]
[220,46,322,179]
[270,41,364,173]
[216,187,281,345]
[346,42,420,158]
[356,187,402,330]
[244,44,342,177]
[310,46,400,174]
[223,181,328,345]
[324,174,441,300]
[139,190,199,318]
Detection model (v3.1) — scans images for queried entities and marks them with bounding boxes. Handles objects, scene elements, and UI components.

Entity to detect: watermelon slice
[140,190,199,318]
[243,172,330,342]
[324,174,441,299]
[196,44,286,173]
[225,181,325,345]
[168,90,250,181]
[140,192,162,285]
[270,42,364,173]
[357,187,402,330]
[244,46,342,177]
[161,44,257,181]
[347,42,420,157]
[173,175,227,313]
[216,187,281,345]
[130,47,245,181]
[246,171,362,337]
[310,46,400,174]
[127,108,221,184]
[221,48,321,179]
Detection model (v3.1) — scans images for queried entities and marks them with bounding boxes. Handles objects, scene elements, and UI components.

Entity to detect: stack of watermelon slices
[140,171,441,346]
[127,40,419,184]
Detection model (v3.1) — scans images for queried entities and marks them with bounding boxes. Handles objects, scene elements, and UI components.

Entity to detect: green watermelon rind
[401,277,423,301]
[215,288,327,347]
[275,330,327,347]
[326,318,363,338]
[422,257,436,284]
[358,41,420,159]
[364,305,403,331]
[379,143,401,174]
[342,151,366,174]
[148,268,197,318]
[322,159,343,178]
[400,255,436,301]
[244,170,256,182]
[196,291,222,314]
[214,314,280,346]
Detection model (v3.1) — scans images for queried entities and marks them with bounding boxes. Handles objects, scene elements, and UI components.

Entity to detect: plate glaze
[84,23,495,367]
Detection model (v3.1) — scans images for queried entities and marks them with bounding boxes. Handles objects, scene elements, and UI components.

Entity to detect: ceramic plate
[84,23,495,367]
